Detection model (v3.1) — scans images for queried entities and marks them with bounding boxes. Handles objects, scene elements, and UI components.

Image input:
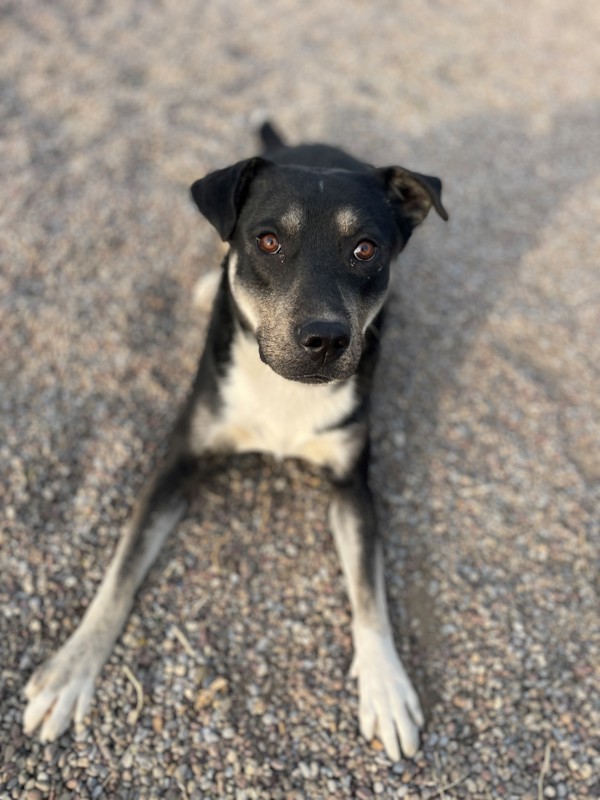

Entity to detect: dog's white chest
[212,331,359,473]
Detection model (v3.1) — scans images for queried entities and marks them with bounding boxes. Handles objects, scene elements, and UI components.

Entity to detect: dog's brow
[335,207,360,236]
[279,204,305,235]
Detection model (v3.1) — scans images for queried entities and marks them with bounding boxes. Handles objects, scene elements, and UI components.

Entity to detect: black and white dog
[24,123,447,761]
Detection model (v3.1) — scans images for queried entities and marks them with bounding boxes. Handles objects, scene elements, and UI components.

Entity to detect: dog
[23,122,447,761]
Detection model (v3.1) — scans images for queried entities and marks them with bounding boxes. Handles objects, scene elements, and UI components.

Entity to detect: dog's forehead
[245,165,391,236]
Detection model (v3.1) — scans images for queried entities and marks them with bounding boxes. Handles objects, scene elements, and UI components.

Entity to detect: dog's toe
[23,685,56,737]
[23,638,100,740]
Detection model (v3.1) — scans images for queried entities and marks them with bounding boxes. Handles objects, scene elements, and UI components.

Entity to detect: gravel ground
[1,1,599,798]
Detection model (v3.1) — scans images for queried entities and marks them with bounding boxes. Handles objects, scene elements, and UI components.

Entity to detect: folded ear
[378,166,448,234]
[190,157,269,241]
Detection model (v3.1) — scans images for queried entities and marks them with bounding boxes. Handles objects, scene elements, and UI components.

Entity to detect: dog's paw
[351,627,424,761]
[23,636,100,742]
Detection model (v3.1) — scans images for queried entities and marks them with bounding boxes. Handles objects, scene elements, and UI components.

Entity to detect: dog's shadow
[326,99,600,712]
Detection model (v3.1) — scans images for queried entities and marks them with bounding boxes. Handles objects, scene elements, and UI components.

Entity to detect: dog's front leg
[329,448,424,761]
[23,451,197,742]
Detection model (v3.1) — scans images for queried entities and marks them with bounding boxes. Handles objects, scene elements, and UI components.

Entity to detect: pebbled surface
[1,0,599,797]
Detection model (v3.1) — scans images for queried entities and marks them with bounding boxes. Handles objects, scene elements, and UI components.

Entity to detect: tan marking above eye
[335,207,359,236]
[257,232,281,254]
[280,204,305,234]
[353,240,377,261]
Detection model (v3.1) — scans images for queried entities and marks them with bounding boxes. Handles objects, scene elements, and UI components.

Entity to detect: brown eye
[257,232,281,254]
[353,240,377,261]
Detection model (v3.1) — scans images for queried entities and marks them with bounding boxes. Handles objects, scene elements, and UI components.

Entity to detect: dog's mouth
[290,373,336,385]
[267,361,356,385]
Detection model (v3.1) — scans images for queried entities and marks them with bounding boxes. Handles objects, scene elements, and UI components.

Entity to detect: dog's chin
[260,355,356,385]
[257,339,360,385]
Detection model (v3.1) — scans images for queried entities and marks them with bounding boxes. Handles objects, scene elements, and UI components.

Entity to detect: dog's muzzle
[257,319,358,384]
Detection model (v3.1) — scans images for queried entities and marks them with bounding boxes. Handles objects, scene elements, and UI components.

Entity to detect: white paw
[351,627,424,761]
[23,636,101,742]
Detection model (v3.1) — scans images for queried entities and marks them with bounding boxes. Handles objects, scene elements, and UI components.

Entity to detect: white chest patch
[209,331,360,475]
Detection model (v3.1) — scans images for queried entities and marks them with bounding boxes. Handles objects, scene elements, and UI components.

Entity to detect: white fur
[329,499,423,759]
[350,624,424,760]
[209,330,359,475]
[227,251,261,333]
[192,271,221,312]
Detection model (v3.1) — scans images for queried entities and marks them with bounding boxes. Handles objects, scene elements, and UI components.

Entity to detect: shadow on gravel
[328,99,600,707]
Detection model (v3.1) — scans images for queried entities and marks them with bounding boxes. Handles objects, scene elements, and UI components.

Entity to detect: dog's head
[191,156,447,384]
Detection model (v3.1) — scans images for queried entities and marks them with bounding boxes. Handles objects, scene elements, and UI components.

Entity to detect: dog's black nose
[297,320,351,363]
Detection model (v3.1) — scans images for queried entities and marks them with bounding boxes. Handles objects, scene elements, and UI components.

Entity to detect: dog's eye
[257,232,281,254]
[353,240,377,262]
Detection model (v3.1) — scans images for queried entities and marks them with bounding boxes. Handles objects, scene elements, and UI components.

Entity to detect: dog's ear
[191,157,269,241]
[378,166,448,234]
